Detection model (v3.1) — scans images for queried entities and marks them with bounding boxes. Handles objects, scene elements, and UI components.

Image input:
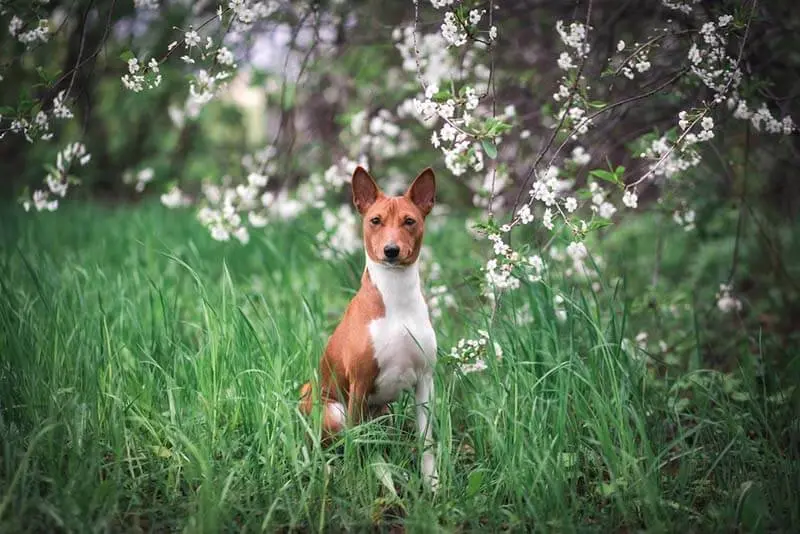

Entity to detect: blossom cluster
[589,182,617,223]
[729,99,795,135]
[120,6,247,122]
[191,171,274,244]
[225,0,280,38]
[393,13,504,178]
[481,3,795,308]
[716,283,742,313]
[161,186,193,210]
[638,133,701,181]
[185,149,369,250]
[8,15,50,46]
[123,167,156,193]
[551,19,592,136]
[23,142,91,212]
[682,12,794,138]
[407,84,496,177]
[418,248,457,320]
[616,40,653,80]
[393,24,481,89]
[672,207,696,231]
[687,15,740,99]
[348,109,417,161]
[121,57,162,93]
[449,329,502,375]
[3,89,72,144]
[316,205,361,260]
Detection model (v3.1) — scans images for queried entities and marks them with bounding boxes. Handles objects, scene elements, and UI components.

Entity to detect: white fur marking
[416,372,439,491]
[365,258,437,406]
[325,401,346,427]
[366,256,439,492]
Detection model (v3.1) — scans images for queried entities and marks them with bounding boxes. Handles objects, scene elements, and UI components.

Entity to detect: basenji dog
[300,166,439,491]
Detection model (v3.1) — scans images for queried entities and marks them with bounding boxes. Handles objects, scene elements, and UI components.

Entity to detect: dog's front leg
[415,372,439,492]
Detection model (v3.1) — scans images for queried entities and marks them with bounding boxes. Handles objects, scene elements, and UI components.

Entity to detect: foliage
[1,204,798,531]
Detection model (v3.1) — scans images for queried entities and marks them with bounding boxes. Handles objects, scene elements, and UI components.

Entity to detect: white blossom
[518,204,534,224]
[184,30,201,47]
[716,283,742,313]
[441,12,467,47]
[216,46,235,66]
[161,186,191,208]
[622,190,638,209]
[569,146,591,166]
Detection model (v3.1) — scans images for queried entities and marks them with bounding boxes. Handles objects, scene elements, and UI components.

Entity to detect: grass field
[1,202,798,532]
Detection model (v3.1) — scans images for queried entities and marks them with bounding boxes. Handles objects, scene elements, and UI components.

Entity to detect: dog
[300,166,439,491]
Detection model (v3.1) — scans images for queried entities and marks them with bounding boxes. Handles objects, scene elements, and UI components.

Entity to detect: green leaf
[431,90,452,103]
[484,117,513,136]
[120,50,136,62]
[471,218,500,236]
[589,169,617,183]
[466,469,484,498]
[36,66,57,86]
[371,462,398,498]
[481,139,498,159]
[588,219,614,231]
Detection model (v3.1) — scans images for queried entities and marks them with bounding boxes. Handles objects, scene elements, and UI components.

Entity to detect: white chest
[365,260,437,406]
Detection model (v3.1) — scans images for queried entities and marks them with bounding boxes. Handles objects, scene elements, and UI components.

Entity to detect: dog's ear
[406,167,436,216]
[352,166,381,215]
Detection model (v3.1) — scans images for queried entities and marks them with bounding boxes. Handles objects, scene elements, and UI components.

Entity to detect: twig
[544,67,689,180]
[51,0,119,90]
[63,0,94,102]
[510,0,594,219]
[257,4,319,179]
[487,0,498,219]
[726,123,749,283]
[628,0,759,189]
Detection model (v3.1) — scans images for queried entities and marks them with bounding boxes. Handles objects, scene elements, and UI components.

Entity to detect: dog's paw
[422,452,439,493]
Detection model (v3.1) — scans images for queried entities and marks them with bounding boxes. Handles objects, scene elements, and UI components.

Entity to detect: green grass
[1,202,798,532]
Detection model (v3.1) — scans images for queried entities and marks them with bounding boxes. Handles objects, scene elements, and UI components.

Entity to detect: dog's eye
[404,217,416,226]
[370,216,381,225]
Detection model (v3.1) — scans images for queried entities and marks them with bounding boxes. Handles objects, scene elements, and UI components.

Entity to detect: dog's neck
[365,256,426,316]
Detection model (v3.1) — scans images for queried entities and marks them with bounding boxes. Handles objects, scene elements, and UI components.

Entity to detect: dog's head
[351,166,436,267]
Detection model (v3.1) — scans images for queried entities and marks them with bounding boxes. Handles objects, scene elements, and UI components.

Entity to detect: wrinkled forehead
[365,196,423,220]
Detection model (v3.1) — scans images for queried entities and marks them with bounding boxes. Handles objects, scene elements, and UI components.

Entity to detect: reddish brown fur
[299,166,435,445]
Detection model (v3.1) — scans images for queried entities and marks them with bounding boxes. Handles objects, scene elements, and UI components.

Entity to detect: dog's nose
[383,244,400,260]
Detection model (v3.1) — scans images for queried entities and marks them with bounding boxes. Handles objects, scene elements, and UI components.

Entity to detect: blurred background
[2,1,797,204]
[2,0,800,361]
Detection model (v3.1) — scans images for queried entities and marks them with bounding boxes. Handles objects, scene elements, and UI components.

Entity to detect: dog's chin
[380,257,412,268]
